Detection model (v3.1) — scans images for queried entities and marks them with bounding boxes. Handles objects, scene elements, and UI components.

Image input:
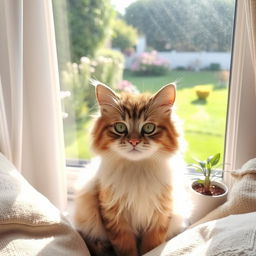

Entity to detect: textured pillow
[144,212,256,256]
[0,153,90,256]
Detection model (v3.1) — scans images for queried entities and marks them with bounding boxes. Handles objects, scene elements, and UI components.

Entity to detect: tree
[125,0,235,52]
[111,19,138,52]
[67,0,115,62]
[194,0,235,51]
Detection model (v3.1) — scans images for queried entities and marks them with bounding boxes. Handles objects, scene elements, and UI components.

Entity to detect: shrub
[62,49,124,122]
[194,85,213,100]
[175,66,187,71]
[130,51,170,76]
[96,48,124,63]
[94,49,124,88]
[205,63,221,71]
[62,61,91,123]
[111,19,138,52]
[66,0,115,62]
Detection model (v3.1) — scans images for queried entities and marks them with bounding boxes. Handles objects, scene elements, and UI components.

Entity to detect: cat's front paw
[79,232,115,256]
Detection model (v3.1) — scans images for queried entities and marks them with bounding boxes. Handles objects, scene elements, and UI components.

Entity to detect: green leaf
[206,162,212,171]
[209,153,221,166]
[192,157,207,169]
[198,161,206,168]
[207,155,214,164]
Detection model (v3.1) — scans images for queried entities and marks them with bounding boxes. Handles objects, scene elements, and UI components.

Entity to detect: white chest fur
[98,155,182,233]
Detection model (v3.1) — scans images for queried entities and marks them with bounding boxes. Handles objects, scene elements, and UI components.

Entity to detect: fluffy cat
[74,83,189,256]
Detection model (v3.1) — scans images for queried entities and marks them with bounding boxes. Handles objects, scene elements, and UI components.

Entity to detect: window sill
[66,163,224,199]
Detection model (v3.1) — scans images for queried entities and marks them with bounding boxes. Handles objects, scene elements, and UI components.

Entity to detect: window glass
[53,0,236,165]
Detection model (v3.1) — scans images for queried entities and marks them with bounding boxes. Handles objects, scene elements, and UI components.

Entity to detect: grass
[64,120,93,160]
[176,86,227,163]
[64,70,228,163]
[123,70,220,91]
[124,70,228,163]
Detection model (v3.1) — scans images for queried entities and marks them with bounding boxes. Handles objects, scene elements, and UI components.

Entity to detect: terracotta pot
[189,180,228,224]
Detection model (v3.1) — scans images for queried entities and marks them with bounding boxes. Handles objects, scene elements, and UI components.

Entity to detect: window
[52,0,236,183]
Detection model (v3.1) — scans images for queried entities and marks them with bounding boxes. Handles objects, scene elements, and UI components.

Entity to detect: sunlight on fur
[74,82,191,256]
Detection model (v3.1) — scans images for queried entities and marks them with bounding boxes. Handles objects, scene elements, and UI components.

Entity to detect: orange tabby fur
[74,83,188,256]
[92,92,178,154]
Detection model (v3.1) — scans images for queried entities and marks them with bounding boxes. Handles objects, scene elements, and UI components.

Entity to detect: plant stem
[204,176,211,193]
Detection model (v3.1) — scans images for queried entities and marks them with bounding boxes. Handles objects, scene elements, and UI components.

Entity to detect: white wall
[159,51,231,70]
[136,35,146,54]
[126,51,231,70]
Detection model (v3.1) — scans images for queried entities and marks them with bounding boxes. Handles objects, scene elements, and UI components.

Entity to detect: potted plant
[188,153,228,224]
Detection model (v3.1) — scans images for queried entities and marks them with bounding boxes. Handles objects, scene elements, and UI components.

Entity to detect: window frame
[224,0,256,187]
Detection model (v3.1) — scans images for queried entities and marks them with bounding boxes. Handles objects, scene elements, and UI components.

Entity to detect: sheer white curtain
[0,0,23,168]
[245,0,256,75]
[225,0,256,187]
[0,0,67,210]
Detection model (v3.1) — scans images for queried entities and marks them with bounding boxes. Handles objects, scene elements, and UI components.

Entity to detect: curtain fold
[0,0,23,168]
[0,0,67,210]
[244,0,256,76]
[0,78,12,161]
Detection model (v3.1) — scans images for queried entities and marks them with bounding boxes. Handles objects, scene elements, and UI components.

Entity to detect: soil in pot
[192,182,225,196]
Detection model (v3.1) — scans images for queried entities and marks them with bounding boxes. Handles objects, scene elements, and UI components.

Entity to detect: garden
[53,0,233,164]
[63,56,229,163]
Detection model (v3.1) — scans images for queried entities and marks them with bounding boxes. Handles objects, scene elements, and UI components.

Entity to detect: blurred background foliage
[125,0,235,51]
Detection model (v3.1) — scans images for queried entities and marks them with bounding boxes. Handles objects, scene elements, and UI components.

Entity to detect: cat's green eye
[142,123,156,134]
[114,122,127,133]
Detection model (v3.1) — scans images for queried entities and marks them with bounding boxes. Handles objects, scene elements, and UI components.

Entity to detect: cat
[74,83,189,256]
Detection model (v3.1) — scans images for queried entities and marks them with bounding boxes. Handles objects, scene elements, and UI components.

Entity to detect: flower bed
[131,50,170,76]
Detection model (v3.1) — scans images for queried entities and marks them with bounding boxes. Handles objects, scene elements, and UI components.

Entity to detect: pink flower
[130,50,170,74]
[117,80,139,94]
[131,62,139,71]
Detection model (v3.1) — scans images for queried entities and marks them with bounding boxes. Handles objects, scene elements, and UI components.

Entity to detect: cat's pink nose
[129,138,140,146]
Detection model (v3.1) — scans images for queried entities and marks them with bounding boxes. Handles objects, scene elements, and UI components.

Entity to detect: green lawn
[123,70,220,92]
[65,120,93,160]
[176,86,227,163]
[64,70,228,163]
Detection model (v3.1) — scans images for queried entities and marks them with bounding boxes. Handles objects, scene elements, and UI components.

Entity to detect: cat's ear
[95,83,120,112]
[151,83,176,108]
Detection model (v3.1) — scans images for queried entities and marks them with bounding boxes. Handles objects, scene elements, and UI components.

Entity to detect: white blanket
[1,152,256,256]
[145,212,256,256]
[0,153,90,256]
